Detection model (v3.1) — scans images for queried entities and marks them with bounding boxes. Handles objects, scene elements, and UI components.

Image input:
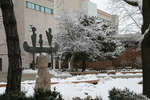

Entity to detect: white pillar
[68,61,71,70]
[59,59,61,69]
[53,56,56,70]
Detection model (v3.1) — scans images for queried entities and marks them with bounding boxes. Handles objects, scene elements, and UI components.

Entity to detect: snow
[0,71,143,100]
[23,69,37,74]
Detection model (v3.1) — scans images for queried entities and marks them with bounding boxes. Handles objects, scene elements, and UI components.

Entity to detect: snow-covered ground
[0,70,142,100]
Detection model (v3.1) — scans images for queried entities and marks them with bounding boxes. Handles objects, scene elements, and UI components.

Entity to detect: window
[31,3,35,9]
[40,6,45,12]
[0,58,2,71]
[45,8,51,14]
[26,1,53,15]
[26,1,32,9]
[35,4,40,11]
[28,25,32,32]
[26,1,35,9]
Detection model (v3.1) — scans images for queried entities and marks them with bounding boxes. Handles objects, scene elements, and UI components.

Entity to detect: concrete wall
[97,9,112,22]
[97,9,119,34]
[111,15,119,34]
[13,0,25,53]
[23,0,54,68]
[54,0,81,18]
[0,0,54,71]
[81,0,97,17]
[0,55,8,72]
[54,0,82,34]
[0,0,24,72]
[87,1,97,17]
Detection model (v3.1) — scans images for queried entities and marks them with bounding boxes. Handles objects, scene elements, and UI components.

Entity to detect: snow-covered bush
[34,88,63,100]
[55,15,124,61]
[109,88,149,100]
[54,15,125,71]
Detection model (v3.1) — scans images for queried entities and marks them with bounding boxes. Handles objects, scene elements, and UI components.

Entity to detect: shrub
[0,88,63,100]
[0,92,34,100]
[73,96,102,100]
[34,88,63,100]
[109,88,149,100]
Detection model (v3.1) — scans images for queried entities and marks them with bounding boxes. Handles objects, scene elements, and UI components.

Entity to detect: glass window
[40,6,45,13]
[35,4,40,11]
[96,18,103,23]
[26,2,53,14]
[45,8,51,14]
[26,2,32,9]
[26,1,35,9]
[31,3,35,9]
[28,25,32,32]
[51,9,54,14]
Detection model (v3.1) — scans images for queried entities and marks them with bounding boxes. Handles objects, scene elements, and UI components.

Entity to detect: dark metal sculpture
[46,28,53,46]
[23,26,56,69]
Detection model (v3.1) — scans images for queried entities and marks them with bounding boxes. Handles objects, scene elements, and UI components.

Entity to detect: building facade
[0,0,118,72]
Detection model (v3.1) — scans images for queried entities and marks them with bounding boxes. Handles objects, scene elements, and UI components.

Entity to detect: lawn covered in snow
[0,70,142,100]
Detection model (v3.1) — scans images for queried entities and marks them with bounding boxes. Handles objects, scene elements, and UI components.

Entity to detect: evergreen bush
[109,88,149,100]
[0,88,63,100]
[34,88,63,100]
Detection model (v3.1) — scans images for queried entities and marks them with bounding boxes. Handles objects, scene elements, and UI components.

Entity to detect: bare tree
[108,0,142,34]
[123,0,150,98]
[0,0,22,94]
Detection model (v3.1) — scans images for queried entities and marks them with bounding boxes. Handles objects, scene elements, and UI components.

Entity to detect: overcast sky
[90,0,110,13]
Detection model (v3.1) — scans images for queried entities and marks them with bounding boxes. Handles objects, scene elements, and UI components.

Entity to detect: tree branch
[123,0,139,6]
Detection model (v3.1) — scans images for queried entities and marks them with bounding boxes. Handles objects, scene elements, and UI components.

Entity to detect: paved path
[0,72,36,82]
[0,72,142,82]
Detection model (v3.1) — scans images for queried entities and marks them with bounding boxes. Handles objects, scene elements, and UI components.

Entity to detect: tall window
[26,1,35,9]
[40,6,45,13]
[45,8,51,14]
[28,25,32,32]
[35,4,40,11]
[26,1,32,9]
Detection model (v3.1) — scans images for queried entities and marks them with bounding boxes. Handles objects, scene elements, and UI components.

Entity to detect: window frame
[35,4,40,11]
[40,6,45,13]
[45,7,51,14]
[26,1,53,15]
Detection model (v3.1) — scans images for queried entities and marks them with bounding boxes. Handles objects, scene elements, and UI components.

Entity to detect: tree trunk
[142,0,150,98]
[142,29,150,98]
[53,54,56,70]
[123,0,150,97]
[59,58,61,69]
[0,0,22,94]
[82,60,86,72]
[70,53,75,72]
